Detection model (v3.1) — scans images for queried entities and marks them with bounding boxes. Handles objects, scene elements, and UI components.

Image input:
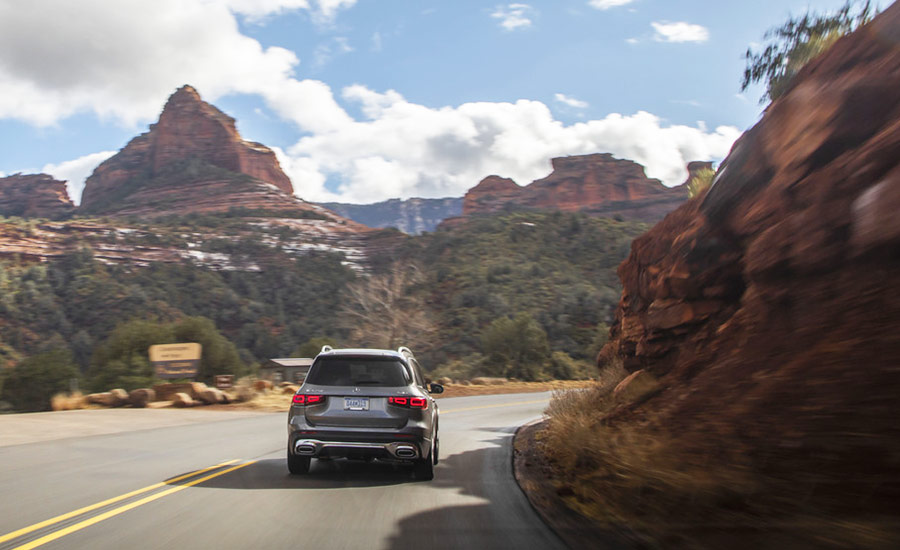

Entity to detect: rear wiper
[352,380,383,385]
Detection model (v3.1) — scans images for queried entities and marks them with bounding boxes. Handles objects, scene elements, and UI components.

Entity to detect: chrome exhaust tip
[394,446,417,459]
[295,441,317,455]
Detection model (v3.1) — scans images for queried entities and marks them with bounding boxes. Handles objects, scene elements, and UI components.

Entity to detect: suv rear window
[305,357,411,387]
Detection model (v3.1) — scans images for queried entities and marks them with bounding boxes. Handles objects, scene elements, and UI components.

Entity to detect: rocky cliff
[603,2,900,535]
[0,174,74,219]
[321,197,463,235]
[79,85,325,219]
[460,154,689,223]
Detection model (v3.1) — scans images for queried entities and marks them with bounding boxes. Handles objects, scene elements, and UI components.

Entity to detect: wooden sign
[149,343,202,379]
[214,375,235,389]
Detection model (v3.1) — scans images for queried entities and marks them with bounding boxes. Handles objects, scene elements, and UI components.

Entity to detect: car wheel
[287,450,311,475]
[414,438,435,481]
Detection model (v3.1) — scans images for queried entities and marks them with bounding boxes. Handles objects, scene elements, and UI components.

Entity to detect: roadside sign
[215,375,235,389]
[149,343,202,379]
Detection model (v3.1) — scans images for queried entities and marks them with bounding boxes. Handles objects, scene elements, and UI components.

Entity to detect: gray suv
[287,346,443,480]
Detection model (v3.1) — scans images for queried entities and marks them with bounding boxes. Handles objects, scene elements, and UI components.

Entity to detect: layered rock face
[461,154,689,223]
[79,85,314,218]
[604,2,900,507]
[0,174,74,219]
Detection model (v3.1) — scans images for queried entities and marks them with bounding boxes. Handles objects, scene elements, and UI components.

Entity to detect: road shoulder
[513,420,634,549]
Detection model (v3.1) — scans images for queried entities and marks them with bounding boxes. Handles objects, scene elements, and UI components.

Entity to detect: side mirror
[429,383,444,394]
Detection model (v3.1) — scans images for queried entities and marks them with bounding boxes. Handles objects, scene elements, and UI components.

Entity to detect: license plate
[344,397,369,411]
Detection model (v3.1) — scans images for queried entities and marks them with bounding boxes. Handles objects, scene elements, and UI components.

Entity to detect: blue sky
[0,0,884,204]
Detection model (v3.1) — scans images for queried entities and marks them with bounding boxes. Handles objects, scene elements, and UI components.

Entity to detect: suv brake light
[389,396,427,410]
[292,394,324,406]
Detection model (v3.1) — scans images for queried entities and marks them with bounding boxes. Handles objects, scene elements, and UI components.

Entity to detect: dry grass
[536,363,900,549]
[50,392,88,411]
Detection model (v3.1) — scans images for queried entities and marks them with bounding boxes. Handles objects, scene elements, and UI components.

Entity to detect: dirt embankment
[519,6,900,549]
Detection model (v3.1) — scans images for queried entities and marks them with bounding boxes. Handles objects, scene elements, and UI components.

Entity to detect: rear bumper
[292,438,421,460]
[288,416,433,460]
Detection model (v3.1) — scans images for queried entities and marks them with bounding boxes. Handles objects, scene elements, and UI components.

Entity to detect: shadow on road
[177,456,418,489]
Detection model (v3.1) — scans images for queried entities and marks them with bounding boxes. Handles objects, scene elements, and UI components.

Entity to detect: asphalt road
[0,393,566,550]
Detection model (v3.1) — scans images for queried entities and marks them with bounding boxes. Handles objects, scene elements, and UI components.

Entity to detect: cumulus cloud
[651,21,710,43]
[554,93,589,109]
[0,0,739,206]
[0,0,356,128]
[223,0,356,23]
[588,0,635,9]
[282,86,741,203]
[42,150,116,204]
[491,4,535,31]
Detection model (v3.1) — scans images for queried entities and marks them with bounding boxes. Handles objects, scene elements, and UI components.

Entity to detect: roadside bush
[482,313,550,381]
[0,349,80,411]
[546,351,594,380]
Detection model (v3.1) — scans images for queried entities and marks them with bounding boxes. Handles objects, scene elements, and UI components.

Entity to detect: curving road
[0,393,565,550]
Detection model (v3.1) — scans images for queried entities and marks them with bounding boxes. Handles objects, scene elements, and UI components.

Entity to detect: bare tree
[340,263,434,351]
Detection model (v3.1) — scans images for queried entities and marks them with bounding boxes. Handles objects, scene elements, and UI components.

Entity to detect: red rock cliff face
[80,85,297,215]
[0,174,74,219]
[604,3,900,505]
[461,154,689,223]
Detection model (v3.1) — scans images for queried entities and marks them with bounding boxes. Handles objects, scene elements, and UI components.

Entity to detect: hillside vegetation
[0,210,646,410]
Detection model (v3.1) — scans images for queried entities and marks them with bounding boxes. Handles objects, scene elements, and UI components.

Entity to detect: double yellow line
[0,459,256,550]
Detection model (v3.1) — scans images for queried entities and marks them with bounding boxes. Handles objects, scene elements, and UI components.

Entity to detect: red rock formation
[602,2,900,523]
[461,154,689,223]
[0,174,74,219]
[80,85,300,216]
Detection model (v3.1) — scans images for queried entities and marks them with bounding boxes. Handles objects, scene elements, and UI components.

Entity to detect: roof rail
[397,346,413,357]
[320,345,333,353]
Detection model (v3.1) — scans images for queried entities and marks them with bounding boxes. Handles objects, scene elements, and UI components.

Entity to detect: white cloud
[371,32,383,52]
[0,0,359,129]
[223,0,356,24]
[282,85,741,203]
[588,0,635,9]
[42,151,116,204]
[651,21,710,43]
[313,36,354,68]
[0,1,739,207]
[491,4,535,31]
[626,37,640,45]
[554,93,589,109]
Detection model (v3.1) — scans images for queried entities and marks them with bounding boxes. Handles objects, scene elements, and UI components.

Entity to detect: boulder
[109,388,129,407]
[612,370,659,403]
[197,388,225,405]
[128,388,156,408]
[86,392,120,407]
[173,392,194,408]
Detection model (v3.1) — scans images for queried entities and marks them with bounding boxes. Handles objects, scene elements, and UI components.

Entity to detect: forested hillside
[0,210,646,410]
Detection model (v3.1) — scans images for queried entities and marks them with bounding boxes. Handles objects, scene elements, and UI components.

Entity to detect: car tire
[415,437,435,481]
[432,434,439,465]
[287,451,311,475]
[413,456,434,481]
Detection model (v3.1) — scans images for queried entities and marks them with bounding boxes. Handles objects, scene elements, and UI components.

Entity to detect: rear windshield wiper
[352,380,383,385]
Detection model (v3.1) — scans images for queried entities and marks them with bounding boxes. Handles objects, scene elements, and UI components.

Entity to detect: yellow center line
[440,398,549,414]
[0,459,239,546]
[11,460,257,550]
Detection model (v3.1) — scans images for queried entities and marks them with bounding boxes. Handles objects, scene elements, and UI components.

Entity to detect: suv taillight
[389,396,427,410]
[292,394,324,406]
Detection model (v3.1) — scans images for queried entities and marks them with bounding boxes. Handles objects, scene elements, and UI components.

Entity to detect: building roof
[263,358,314,368]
